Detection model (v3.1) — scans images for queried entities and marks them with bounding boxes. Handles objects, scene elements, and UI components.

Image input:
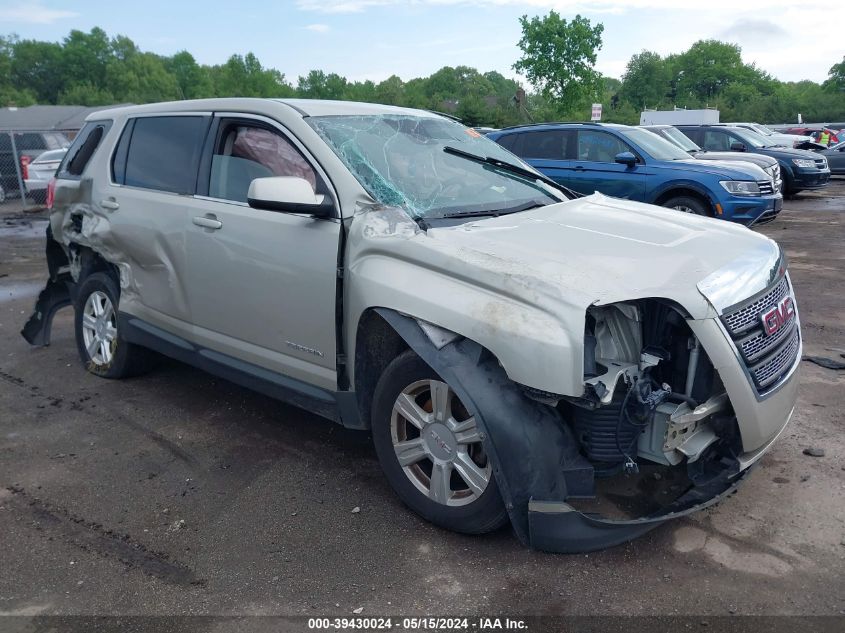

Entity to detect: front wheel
[371,350,508,534]
[662,195,711,216]
[74,272,155,378]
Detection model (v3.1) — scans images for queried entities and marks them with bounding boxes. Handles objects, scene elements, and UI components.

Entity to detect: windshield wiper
[443,146,580,199]
[442,200,548,219]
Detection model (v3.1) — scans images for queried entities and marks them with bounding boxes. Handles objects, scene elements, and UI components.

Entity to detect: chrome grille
[722,277,789,335]
[738,316,796,362]
[751,329,800,389]
[815,158,827,170]
[757,180,774,195]
[721,275,800,394]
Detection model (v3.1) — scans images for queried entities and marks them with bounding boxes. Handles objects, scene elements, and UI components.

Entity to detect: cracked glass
[308,114,563,219]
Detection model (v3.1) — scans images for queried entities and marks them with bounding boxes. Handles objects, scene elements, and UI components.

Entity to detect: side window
[16,133,45,151]
[57,120,112,179]
[495,133,518,152]
[519,130,574,160]
[576,130,631,162]
[702,130,730,151]
[725,132,745,148]
[123,116,208,194]
[208,123,317,203]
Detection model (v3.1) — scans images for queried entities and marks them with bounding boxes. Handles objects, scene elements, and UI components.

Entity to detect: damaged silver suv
[23,99,801,552]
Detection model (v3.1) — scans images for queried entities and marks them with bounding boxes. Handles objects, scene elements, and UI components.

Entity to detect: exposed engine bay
[561,300,742,504]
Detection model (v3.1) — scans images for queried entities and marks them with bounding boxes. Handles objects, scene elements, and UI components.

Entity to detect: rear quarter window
[57,120,113,180]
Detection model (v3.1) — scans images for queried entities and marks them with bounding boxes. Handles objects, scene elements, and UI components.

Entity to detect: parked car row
[0,131,69,204]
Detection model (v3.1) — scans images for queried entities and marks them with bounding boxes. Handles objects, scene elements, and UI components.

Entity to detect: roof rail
[498,121,604,131]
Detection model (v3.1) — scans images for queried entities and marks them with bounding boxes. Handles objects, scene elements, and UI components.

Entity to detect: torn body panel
[377,308,759,553]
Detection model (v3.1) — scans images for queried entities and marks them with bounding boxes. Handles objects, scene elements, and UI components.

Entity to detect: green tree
[10,38,65,103]
[61,28,112,89]
[57,81,114,106]
[374,75,405,105]
[105,52,181,103]
[619,51,670,110]
[823,56,845,92]
[167,51,213,99]
[212,53,293,97]
[513,11,604,113]
[296,70,348,99]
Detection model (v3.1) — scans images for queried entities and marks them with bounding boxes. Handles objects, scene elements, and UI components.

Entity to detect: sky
[1,0,843,87]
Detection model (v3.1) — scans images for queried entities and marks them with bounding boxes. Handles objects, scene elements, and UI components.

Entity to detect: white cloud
[0,2,77,24]
[304,23,331,32]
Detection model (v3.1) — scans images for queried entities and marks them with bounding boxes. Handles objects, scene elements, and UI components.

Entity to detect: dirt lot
[0,182,843,619]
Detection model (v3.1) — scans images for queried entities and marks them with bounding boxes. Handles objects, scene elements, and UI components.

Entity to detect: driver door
[184,115,341,391]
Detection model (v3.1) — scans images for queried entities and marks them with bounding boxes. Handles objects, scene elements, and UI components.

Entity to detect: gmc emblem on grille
[761,296,794,336]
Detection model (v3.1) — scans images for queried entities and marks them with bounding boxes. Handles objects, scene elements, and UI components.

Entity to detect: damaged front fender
[377,308,752,553]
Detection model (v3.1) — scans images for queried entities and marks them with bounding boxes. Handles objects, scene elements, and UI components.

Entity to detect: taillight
[46,177,56,210]
[20,155,30,180]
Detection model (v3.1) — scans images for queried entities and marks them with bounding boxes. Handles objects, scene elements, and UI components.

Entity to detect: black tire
[371,349,508,535]
[74,272,155,379]
[662,195,711,217]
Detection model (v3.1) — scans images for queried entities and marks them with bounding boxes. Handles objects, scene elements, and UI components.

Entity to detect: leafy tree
[10,38,65,103]
[620,51,670,109]
[296,70,348,100]
[213,53,294,97]
[823,56,845,92]
[61,28,112,89]
[167,51,213,99]
[513,11,604,113]
[106,52,181,103]
[57,81,114,106]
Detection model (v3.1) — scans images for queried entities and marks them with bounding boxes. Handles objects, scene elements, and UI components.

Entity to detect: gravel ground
[0,181,843,619]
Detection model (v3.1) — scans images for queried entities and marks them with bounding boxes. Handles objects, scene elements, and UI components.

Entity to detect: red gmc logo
[761,296,795,336]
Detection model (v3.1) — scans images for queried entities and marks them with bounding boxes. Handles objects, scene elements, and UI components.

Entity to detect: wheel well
[654,188,711,211]
[70,244,119,286]
[354,309,410,428]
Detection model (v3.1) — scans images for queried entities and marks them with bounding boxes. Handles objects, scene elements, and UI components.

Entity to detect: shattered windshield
[307,114,563,218]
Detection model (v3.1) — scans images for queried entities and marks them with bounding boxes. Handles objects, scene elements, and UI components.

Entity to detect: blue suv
[487,123,783,225]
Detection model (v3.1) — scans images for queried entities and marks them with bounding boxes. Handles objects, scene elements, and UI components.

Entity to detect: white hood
[426,193,779,318]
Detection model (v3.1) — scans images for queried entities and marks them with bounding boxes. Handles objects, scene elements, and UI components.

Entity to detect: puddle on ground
[0,281,44,303]
[0,217,48,239]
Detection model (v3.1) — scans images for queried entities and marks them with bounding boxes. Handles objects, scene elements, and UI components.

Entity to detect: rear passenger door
[102,113,210,332]
[508,130,575,187]
[569,130,645,200]
[184,115,341,392]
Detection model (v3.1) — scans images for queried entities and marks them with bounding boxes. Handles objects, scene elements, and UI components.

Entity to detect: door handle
[100,199,120,210]
[192,215,223,230]
[574,165,585,171]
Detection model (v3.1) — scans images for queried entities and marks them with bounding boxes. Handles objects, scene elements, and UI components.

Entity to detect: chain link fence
[0,129,71,214]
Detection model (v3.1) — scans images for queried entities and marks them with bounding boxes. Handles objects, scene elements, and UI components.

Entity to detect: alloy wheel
[81,290,117,365]
[390,379,492,507]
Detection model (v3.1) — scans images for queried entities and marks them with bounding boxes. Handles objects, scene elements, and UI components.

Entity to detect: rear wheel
[371,350,508,534]
[662,195,711,216]
[74,272,155,378]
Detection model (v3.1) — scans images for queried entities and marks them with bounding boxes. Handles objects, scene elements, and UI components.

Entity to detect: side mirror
[247,177,333,217]
[730,142,747,152]
[614,151,638,166]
